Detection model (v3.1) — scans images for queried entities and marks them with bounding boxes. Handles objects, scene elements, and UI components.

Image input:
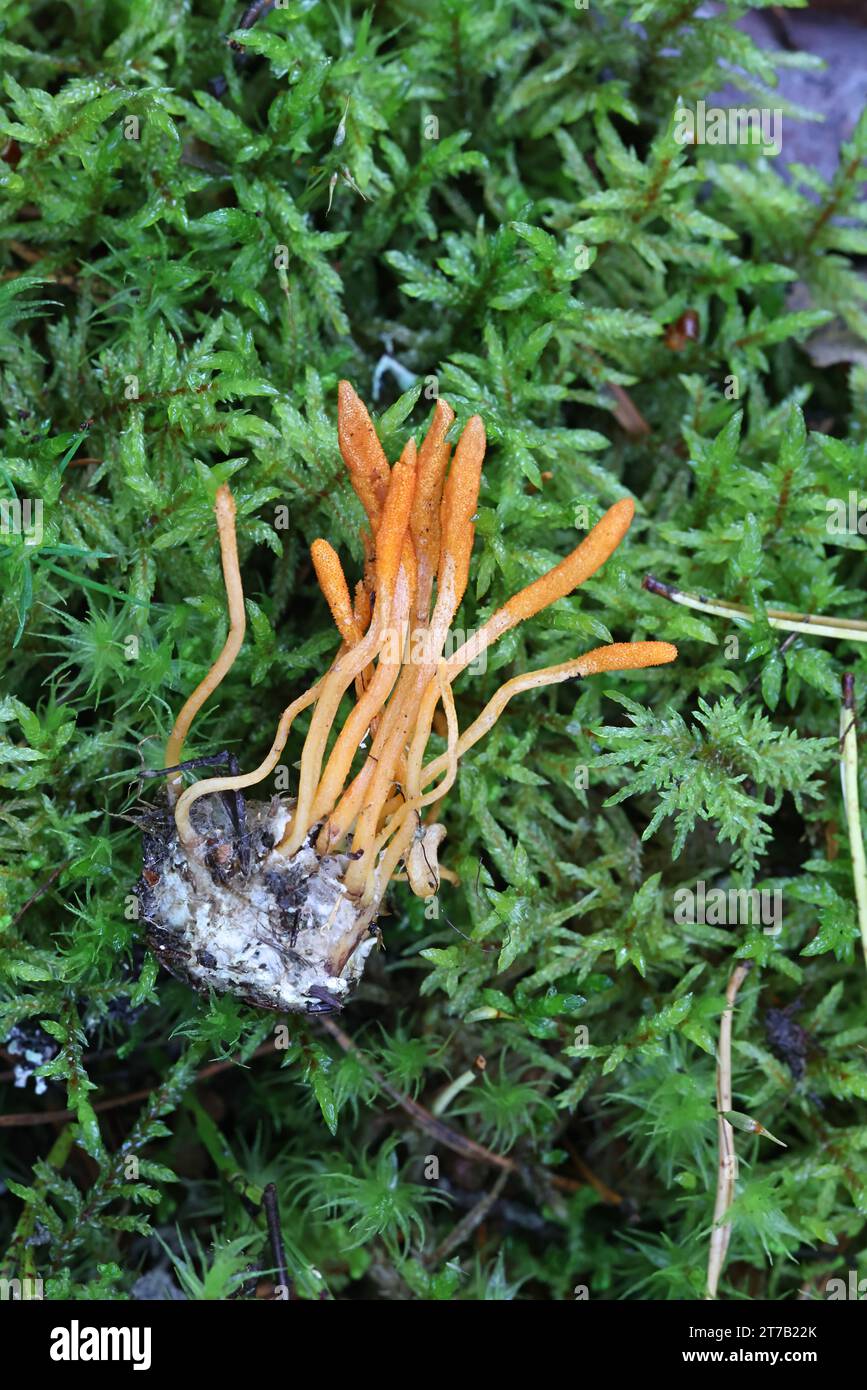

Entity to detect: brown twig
[0,1041,275,1128]
[565,1143,623,1206]
[8,861,70,931]
[422,1169,509,1268]
[607,383,650,437]
[263,1182,291,1297]
[319,1016,517,1171]
[238,0,278,28]
[318,1016,584,1194]
[805,155,863,251]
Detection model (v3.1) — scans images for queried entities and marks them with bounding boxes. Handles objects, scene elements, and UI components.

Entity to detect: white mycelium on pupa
[138,796,379,1014]
[138,384,676,1015]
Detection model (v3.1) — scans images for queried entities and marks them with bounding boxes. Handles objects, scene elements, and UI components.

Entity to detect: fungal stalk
[137,385,677,1013]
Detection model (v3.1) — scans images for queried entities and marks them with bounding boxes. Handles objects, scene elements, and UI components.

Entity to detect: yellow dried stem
[707,960,752,1299]
[164,485,246,805]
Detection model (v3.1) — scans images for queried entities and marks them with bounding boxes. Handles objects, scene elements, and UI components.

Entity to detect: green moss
[1,0,866,1301]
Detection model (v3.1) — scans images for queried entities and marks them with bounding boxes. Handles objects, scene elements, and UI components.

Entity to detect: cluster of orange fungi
[161,383,676,912]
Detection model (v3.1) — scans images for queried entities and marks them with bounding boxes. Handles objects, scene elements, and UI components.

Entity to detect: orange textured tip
[360,527,376,592]
[337,380,392,529]
[576,640,677,676]
[354,578,371,632]
[502,496,635,627]
[438,414,485,604]
[400,535,419,611]
[311,538,359,645]
[375,437,417,597]
[412,399,455,554]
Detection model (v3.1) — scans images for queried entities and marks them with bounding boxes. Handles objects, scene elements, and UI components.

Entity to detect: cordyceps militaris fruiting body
[136,384,677,1014]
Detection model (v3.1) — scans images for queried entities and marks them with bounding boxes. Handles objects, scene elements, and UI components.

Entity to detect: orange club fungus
[136,385,677,1013]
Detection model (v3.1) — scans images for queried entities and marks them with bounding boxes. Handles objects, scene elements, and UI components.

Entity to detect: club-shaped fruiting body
[137,385,677,1013]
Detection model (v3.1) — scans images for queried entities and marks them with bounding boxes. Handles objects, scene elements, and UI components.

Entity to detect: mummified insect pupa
[136,384,676,1013]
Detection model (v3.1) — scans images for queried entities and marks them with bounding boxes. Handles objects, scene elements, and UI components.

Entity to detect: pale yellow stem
[308,604,410,826]
[403,499,639,782]
[319,556,461,854]
[173,681,321,848]
[365,664,459,905]
[318,416,484,854]
[342,562,461,872]
[164,485,246,804]
[277,438,418,856]
[645,575,867,643]
[417,642,677,790]
[275,585,395,857]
